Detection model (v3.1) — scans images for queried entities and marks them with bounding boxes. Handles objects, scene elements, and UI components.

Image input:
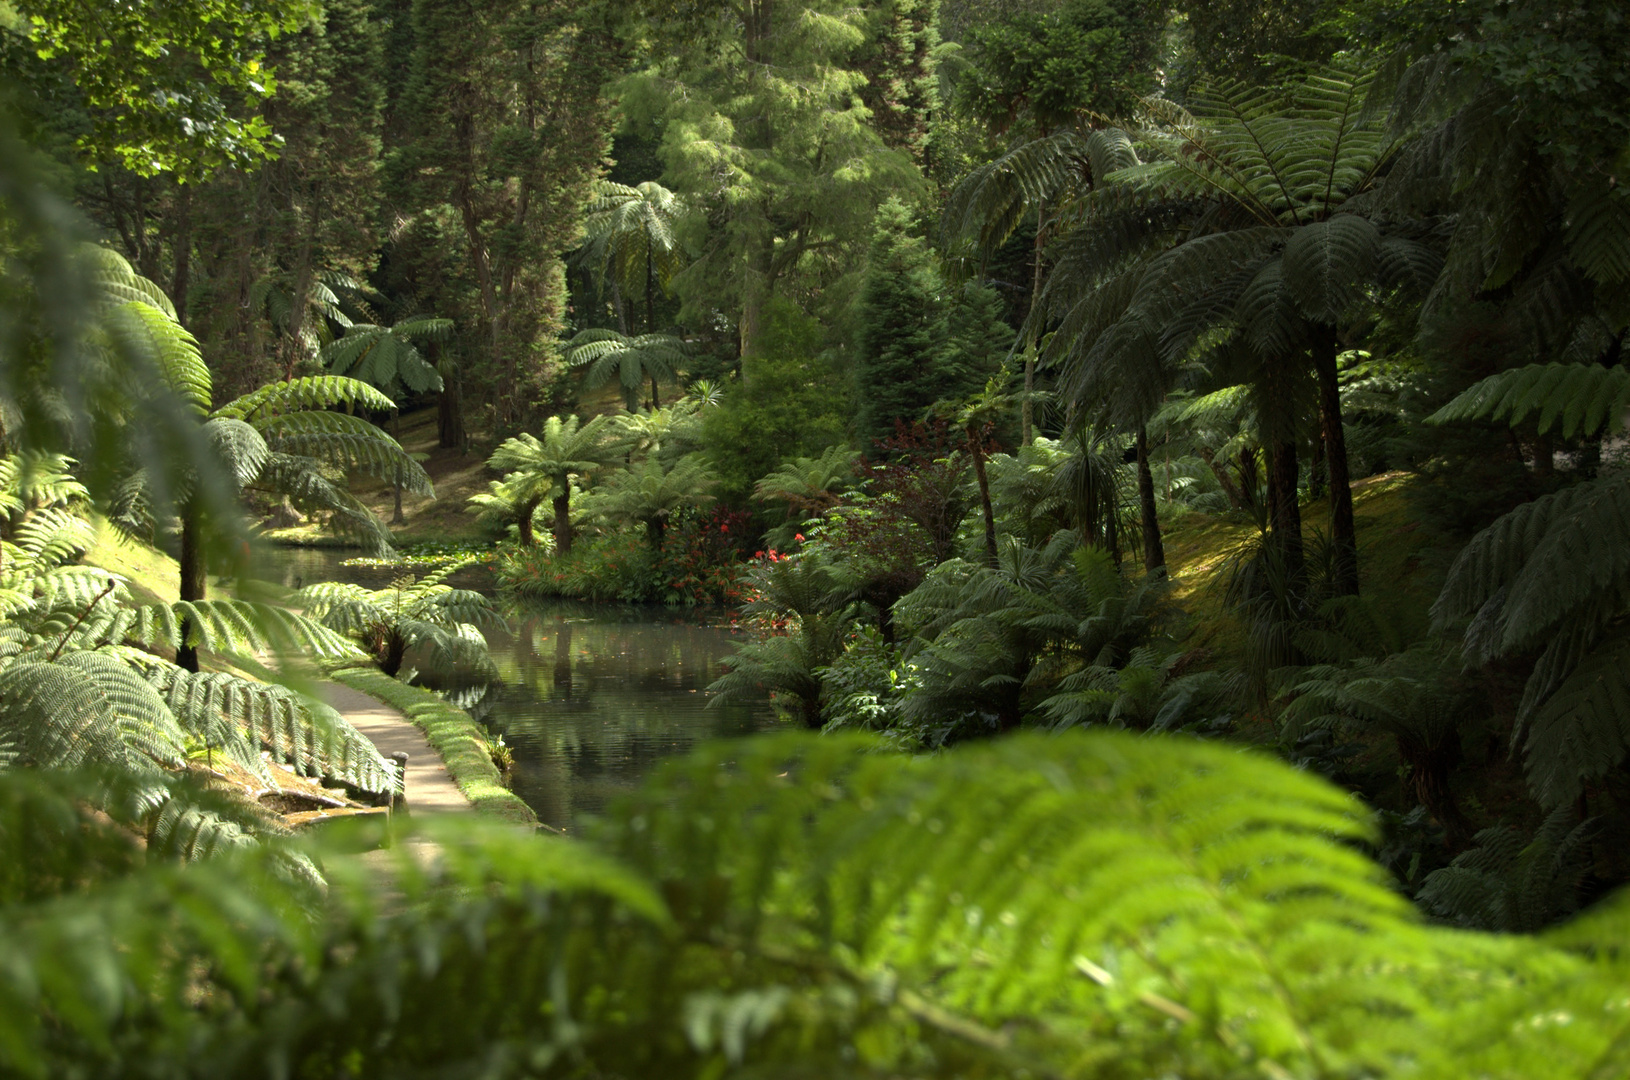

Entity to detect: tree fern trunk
[1313,326,1358,596]
[1199,447,1245,509]
[382,634,407,678]
[970,425,998,567]
[517,496,541,547]
[176,501,205,673]
[1135,425,1165,574]
[553,490,573,556]
[437,355,465,451]
[1268,440,1304,584]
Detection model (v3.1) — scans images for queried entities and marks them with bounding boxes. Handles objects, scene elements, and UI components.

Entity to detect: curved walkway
[322,682,470,813]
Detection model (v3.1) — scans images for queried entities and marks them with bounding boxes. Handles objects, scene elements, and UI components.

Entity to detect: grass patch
[328,665,538,828]
[85,518,178,605]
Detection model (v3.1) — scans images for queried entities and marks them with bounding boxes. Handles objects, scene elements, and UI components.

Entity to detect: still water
[253,546,781,831]
[458,603,782,831]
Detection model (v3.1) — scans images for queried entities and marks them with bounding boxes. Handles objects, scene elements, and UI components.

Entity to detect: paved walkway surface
[322,682,470,813]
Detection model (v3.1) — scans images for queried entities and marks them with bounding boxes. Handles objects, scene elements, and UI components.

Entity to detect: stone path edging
[322,681,472,813]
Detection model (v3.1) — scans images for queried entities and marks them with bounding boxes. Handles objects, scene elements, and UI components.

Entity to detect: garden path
[323,682,471,813]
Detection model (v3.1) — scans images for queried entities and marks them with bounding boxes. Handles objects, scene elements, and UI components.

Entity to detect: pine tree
[854,201,948,446]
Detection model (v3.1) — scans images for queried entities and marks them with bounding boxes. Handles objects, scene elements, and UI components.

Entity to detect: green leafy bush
[498,529,662,602]
[8,733,1630,1077]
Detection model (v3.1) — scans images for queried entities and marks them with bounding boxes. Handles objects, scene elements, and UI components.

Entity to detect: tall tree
[619,0,923,364]
[388,0,620,428]
[577,180,687,337]
[946,0,1166,444]
[853,200,948,446]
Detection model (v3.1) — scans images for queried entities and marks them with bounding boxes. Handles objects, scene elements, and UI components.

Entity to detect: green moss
[328,666,539,827]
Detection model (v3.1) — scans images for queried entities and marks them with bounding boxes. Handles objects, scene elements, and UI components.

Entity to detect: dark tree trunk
[645,516,665,550]
[381,633,407,678]
[1535,430,1555,475]
[1312,325,1358,596]
[552,490,573,556]
[650,373,660,411]
[437,358,465,450]
[176,502,206,673]
[1199,446,1246,509]
[516,495,542,547]
[1308,427,1326,502]
[1135,425,1165,574]
[969,425,998,567]
[1400,731,1471,851]
[1268,439,1305,584]
[1236,449,1260,512]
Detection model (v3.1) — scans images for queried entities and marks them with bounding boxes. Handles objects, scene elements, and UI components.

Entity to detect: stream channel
[255,547,781,831]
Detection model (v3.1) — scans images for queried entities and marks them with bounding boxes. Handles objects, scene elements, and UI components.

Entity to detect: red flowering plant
[654,505,754,606]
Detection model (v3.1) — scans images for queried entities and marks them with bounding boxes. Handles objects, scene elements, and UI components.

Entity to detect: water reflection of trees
[475,601,778,830]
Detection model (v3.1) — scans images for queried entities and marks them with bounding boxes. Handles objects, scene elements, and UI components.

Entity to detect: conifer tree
[854,201,947,447]
[619,0,924,363]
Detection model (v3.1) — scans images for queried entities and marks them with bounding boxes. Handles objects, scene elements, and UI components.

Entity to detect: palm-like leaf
[578,180,689,307]
[563,329,691,410]
[1429,362,1630,439]
[321,317,451,398]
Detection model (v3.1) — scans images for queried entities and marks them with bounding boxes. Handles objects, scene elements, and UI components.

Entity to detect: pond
[253,546,781,831]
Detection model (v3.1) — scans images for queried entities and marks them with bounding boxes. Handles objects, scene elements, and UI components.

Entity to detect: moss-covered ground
[1161,472,1457,664]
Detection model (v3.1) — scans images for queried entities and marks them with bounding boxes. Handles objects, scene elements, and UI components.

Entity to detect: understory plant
[295,558,503,678]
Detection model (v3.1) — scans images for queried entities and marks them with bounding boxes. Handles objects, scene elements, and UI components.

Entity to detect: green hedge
[329,666,538,827]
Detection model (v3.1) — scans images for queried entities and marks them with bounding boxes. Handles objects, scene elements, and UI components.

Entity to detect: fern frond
[212,376,396,422]
[1521,632,1630,808]
[1428,362,1630,439]
[127,600,362,661]
[258,419,432,494]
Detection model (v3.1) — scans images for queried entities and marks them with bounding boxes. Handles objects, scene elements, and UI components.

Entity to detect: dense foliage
[5,0,1630,1072]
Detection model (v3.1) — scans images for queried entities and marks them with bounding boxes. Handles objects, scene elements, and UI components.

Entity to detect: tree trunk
[437,357,465,450]
[516,495,542,547]
[1019,205,1047,447]
[739,231,774,373]
[176,501,206,673]
[1135,425,1165,574]
[381,633,407,678]
[970,425,998,567]
[552,489,573,556]
[1535,430,1555,475]
[1268,439,1304,584]
[169,186,192,327]
[649,373,660,411]
[1312,325,1358,596]
[1198,446,1245,509]
[392,482,405,525]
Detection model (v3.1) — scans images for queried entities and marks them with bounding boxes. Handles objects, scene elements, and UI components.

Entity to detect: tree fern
[1429,362,1630,439]
[211,375,396,423]
[294,560,502,679]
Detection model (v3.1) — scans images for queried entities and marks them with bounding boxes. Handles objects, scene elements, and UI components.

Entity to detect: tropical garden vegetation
[2,0,1629,1073]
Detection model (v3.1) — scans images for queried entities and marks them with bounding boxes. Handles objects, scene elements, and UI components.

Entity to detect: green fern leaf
[212,376,396,422]
[1428,363,1630,439]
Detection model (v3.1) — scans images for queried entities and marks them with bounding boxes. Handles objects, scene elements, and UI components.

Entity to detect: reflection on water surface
[462,602,782,831]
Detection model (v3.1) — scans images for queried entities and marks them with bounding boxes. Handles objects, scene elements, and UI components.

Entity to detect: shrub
[497,529,660,603]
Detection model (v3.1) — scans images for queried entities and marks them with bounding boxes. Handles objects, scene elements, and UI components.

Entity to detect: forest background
[5,0,1630,1073]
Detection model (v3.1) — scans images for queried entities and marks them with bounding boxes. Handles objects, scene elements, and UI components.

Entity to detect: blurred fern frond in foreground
[2,732,1627,1078]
